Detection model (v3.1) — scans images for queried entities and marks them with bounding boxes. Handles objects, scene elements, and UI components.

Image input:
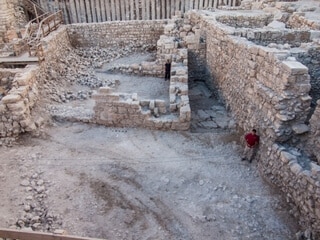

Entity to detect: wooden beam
[120,0,125,20]
[151,0,156,20]
[0,228,105,240]
[135,0,139,20]
[110,0,116,20]
[156,0,160,19]
[125,0,130,20]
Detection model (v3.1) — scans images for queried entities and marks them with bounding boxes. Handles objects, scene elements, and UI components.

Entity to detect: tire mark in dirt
[78,165,192,240]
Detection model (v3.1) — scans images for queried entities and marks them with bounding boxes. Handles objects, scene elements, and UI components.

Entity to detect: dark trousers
[165,71,170,80]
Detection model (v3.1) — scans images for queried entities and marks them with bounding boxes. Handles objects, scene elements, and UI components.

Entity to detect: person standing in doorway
[241,129,260,163]
[165,60,171,81]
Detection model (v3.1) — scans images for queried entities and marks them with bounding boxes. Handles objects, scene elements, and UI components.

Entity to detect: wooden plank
[171,0,175,17]
[166,0,170,19]
[135,0,140,20]
[120,0,125,20]
[85,0,92,22]
[213,0,218,8]
[151,0,156,20]
[189,0,194,10]
[0,228,105,240]
[199,0,203,9]
[141,0,145,20]
[100,0,106,21]
[161,0,165,19]
[130,0,134,20]
[175,0,180,13]
[146,0,150,20]
[110,0,116,20]
[69,0,78,23]
[195,0,199,9]
[156,0,160,19]
[78,0,86,22]
[181,0,185,13]
[96,0,101,21]
[125,0,130,20]
[115,0,121,20]
[102,0,112,21]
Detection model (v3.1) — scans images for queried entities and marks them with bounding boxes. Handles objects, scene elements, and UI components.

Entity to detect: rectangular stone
[282,61,308,75]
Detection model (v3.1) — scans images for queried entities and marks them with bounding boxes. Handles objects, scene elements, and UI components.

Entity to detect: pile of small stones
[41,45,153,104]
[14,172,62,232]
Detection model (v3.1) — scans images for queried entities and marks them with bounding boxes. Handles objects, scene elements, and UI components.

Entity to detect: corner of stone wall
[0,65,40,139]
[264,143,320,234]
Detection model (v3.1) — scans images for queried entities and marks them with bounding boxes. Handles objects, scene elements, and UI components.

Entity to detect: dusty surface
[0,53,300,240]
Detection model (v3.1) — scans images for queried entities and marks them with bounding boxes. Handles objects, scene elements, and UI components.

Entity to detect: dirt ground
[0,53,300,240]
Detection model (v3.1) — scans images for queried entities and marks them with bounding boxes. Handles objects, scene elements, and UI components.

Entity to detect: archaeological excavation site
[1,0,320,239]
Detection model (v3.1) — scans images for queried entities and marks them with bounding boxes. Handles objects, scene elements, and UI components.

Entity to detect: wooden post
[166,0,171,19]
[195,0,199,9]
[161,0,165,19]
[120,0,125,20]
[156,0,160,19]
[141,0,145,20]
[105,0,111,21]
[181,0,185,13]
[110,0,116,20]
[135,0,139,20]
[151,0,156,20]
[171,0,175,18]
[100,0,106,21]
[125,0,130,20]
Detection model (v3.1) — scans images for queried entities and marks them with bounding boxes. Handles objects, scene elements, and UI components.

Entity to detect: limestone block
[311,163,320,178]
[282,61,308,75]
[170,94,176,103]
[7,101,26,112]
[170,103,178,112]
[1,94,21,104]
[99,87,113,94]
[280,151,296,164]
[171,121,190,130]
[292,124,309,134]
[174,67,187,76]
[179,105,191,122]
[289,162,303,175]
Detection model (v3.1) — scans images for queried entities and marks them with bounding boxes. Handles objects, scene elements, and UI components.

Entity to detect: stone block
[292,124,309,134]
[281,61,308,75]
[99,87,113,94]
[280,151,296,164]
[7,101,26,112]
[1,94,21,104]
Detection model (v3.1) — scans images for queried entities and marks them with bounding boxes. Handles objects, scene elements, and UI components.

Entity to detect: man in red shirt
[241,129,259,163]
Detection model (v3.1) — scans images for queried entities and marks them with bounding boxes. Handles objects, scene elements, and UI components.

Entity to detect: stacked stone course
[67,20,165,48]
[0,65,40,140]
[185,10,320,235]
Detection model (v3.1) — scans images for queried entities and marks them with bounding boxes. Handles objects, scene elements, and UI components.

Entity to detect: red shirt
[245,133,259,147]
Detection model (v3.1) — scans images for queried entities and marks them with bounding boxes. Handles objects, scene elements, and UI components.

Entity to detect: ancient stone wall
[287,12,320,30]
[263,143,320,232]
[67,20,165,48]
[187,11,320,234]
[189,12,312,142]
[0,65,40,141]
[0,0,18,43]
[309,101,320,164]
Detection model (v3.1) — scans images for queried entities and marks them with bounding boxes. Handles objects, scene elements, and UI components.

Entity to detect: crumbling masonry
[1,0,320,237]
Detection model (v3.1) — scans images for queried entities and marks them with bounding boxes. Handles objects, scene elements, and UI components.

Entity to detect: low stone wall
[93,85,190,131]
[309,100,320,164]
[263,143,320,232]
[67,20,165,49]
[287,12,320,30]
[0,65,39,139]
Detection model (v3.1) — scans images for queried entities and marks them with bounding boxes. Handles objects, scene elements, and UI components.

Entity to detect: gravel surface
[0,52,299,240]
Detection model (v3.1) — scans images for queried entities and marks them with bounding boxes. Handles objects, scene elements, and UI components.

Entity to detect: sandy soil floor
[0,53,300,240]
